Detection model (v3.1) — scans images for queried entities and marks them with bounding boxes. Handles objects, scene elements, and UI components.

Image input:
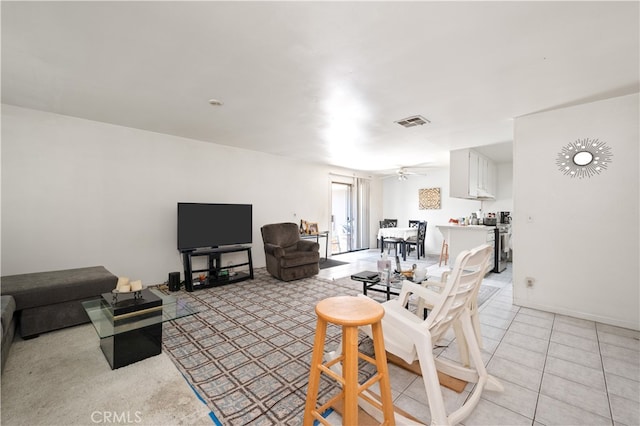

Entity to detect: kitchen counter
[437,224,496,231]
[437,225,496,271]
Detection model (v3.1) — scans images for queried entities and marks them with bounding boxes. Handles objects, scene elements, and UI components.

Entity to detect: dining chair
[377,219,396,248]
[383,219,398,227]
[379,219,403,256]
[404,221,427,259]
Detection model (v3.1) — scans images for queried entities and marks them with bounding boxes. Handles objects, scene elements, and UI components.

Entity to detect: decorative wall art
[419,188,441,209]
[556,138,613,179]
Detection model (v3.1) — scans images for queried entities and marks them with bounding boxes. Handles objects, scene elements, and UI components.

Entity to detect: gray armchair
[261,222,320,281]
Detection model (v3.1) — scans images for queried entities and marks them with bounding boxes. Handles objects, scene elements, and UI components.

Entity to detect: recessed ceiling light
[208,99,223,106]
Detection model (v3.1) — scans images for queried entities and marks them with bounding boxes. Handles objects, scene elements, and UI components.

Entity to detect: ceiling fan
[381,166,433,181]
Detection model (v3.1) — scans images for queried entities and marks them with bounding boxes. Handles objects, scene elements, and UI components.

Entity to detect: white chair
[416,244,493,366]
[363,244,503,425]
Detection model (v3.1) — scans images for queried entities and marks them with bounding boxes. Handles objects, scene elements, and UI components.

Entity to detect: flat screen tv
[177,203,252,251]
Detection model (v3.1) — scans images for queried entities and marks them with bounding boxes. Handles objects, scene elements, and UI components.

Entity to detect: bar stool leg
[303,317,328,426]
[342,324,359,425]
[439,240,449,267]
[444,242,449,265]
[371,321,396,425]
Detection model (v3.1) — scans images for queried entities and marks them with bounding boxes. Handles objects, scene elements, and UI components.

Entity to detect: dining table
[377,227,418,260]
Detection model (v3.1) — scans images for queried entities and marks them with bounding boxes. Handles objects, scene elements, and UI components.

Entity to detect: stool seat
[316,296,383,326]
[304,296,395,426]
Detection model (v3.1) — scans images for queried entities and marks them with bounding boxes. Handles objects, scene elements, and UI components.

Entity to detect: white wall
[380,168,485,255]
[513,93,639,330]
[1,105,373,284]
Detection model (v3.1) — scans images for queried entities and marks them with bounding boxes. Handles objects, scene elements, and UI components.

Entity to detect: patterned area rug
[161,269,377,425]
[161,268,501,425]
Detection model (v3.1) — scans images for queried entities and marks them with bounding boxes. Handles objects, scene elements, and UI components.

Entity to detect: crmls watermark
[91,411,142,424]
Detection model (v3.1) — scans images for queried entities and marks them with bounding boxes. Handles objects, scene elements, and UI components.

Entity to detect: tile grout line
[531,311,556,425]
[596,324,616,425]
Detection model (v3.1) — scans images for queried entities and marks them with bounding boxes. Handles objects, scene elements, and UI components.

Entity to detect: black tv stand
[182,245,253,292]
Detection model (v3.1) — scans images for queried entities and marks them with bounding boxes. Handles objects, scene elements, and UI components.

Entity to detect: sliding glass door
[331,182,353,254]
[330,177,370,255]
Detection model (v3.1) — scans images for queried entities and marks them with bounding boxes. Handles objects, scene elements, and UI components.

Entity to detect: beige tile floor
[318,249,640,426]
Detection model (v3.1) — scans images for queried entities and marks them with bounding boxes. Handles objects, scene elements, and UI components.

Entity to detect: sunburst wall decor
[556,138,612,179]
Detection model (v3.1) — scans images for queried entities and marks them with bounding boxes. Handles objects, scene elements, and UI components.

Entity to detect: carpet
[318,258,349,269]
[160,269,502,425]
[0,323,213,426]
[161,269,376,425]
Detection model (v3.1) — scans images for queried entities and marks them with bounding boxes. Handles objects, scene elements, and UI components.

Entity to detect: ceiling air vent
[395,115,430,128]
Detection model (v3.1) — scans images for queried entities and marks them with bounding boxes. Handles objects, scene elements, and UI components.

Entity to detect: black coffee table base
[100,323,162,369]
[350,271,400,301]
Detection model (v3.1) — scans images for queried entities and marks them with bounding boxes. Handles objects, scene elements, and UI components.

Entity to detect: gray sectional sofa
[1,295,16,372]
[1,266,118,372]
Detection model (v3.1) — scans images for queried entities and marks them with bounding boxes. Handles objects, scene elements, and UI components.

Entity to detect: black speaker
[168,272,181,292]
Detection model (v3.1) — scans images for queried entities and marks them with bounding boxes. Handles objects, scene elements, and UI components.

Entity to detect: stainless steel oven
[493,224,511,273]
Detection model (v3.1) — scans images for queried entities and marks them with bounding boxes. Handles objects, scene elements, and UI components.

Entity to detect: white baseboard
[513,297,640,331]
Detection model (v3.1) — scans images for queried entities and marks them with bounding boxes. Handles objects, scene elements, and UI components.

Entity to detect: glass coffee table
[350,271,406,301]
[82,287,198,369]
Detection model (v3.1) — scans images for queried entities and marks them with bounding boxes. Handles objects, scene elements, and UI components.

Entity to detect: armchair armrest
[263,243,285,258]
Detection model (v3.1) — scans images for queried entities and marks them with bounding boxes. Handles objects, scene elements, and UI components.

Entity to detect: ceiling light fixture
[208,99,223,106]
[395,115,430,128]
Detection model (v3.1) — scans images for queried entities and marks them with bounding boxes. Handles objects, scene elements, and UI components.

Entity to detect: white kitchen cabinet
[468,150,479,198]
[450,148,496,199]
[485,158,496,198]
[476,154,496,197]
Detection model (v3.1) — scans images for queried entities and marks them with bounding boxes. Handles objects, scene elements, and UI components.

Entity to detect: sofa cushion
[278,251,320,268]
[1,266,117,310]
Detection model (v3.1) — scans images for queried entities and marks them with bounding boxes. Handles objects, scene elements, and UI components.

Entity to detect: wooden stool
[439,240,449,267]
[303,296,395,426]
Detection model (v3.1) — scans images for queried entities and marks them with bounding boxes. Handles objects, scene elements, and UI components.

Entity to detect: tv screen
[177,203,252,251]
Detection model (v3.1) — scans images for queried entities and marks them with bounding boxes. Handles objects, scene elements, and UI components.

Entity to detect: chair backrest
[423,244,492,341]
[383,218,398,228]
[261,222,300,248]
[408,220,420,228]
[417,221,427,241]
